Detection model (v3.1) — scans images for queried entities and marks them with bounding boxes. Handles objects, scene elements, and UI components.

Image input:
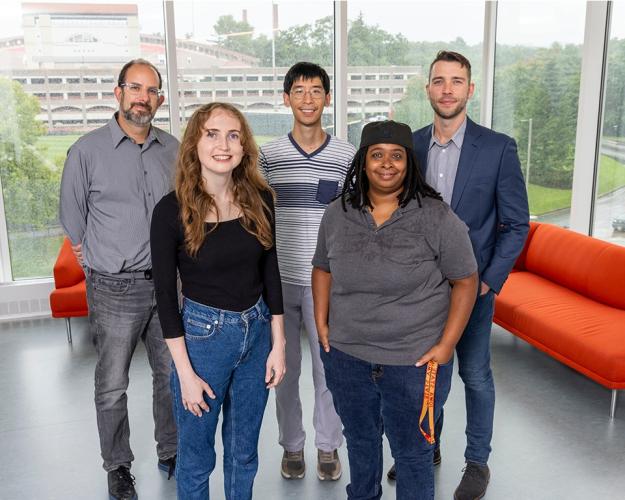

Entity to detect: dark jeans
[172,297,271,500]
[436,290,495,465]
[86,270,177,472]
[322,347,453,500]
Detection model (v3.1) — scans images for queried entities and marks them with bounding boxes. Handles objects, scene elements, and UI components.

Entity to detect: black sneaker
[454,462,490,500]
[386,446,441,481]
[158,455,176,480]
[433,446,442,466]
[108,466,137,500]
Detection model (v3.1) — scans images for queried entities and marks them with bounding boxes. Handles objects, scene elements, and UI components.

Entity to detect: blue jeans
[436,290,495,465]
[172,297,271,500]
[86,269,177,471]
[322,347,453,500]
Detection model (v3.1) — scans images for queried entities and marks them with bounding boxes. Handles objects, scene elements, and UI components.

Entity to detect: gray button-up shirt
[59,114,179,273]
[426,118,467,204]
[312,196,476,365]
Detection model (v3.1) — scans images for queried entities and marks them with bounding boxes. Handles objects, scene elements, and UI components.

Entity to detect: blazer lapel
[413,125,431,178]
[450,118,482,211]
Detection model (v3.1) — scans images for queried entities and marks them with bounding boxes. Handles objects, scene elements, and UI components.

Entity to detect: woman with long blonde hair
[151,102,285,499]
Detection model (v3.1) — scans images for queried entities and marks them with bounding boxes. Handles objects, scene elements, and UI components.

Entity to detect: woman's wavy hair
[340,145,442,211]
[175,102,273,257]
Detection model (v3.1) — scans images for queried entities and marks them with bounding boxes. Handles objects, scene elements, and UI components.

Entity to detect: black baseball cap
[359,120,413,150]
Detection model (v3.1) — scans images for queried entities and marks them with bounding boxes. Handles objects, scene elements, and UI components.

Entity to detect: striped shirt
[260,133,356,286]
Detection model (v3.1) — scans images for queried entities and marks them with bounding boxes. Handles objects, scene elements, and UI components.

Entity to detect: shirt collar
[108,112,163,149]
[428,117,467,150]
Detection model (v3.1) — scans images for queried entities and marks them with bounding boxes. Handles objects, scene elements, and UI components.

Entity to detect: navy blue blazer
[412,118,529,293]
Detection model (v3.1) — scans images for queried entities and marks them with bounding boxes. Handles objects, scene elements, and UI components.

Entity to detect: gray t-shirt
[312,196,477,365]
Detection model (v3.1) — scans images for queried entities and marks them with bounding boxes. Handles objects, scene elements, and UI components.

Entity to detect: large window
[347,2,484,146]
[172,1,334,146]
[0,1,166,279]
[594,2,625,247]
[493,1,586,227]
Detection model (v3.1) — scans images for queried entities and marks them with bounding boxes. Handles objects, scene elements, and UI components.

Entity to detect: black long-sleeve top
[150,190,283,339]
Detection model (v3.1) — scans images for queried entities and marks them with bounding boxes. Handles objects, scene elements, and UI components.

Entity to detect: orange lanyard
[418,360,438,445]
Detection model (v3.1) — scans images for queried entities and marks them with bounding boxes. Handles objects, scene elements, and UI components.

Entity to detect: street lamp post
[521,118,533,187]
[271,2,278,110]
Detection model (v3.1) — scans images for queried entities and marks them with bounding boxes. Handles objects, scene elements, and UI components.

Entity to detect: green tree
[0,78,59,231]
[348,13,411,65]
[214,15,256,56]
[392,75,432,130]
[494,44,581,189]
[603,37,625,138]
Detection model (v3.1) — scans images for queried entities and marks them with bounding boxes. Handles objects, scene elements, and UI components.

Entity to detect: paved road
[538,186,625,247]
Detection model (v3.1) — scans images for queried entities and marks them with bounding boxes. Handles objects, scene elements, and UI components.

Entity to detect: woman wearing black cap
[311,120,478,500]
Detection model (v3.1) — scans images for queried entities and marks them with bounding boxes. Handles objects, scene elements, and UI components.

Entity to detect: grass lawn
[8,232,64,280]
[36,134,277,155]
[35,134,81,161]
[528,154,625,215]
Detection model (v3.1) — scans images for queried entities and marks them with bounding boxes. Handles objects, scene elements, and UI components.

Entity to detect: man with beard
[60,59,178,500]
[386,51,529,500]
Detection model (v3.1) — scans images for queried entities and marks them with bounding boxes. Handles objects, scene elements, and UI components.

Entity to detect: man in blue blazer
[388,51,529,500]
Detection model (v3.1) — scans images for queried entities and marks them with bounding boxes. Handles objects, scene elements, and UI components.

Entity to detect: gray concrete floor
[0,317,623,500]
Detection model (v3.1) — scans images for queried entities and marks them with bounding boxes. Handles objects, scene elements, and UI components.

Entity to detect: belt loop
[219,310,225,327]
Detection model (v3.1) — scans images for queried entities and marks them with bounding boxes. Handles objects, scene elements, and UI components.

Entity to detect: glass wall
[0,0,166,279]
[172,1,334,146]
[346,1,484,146]
[594,1,625,247]
[493,1,586,227]
[0,1,621,282]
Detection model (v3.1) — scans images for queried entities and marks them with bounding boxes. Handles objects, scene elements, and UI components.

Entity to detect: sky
[1,0,624,47]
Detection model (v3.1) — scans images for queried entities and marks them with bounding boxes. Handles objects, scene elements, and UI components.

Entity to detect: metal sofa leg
[610,389,618,419]
[65,317,72,344]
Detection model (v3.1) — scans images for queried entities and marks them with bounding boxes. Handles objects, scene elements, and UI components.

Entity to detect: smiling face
[115,63,164,127]
[197,109,244,182]
[364,143,408,197]
[283,76,331,127]
[426,60,474,121]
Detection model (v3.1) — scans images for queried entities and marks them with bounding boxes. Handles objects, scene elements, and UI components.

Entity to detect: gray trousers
[86,270,177,471]
[275,283,343,452]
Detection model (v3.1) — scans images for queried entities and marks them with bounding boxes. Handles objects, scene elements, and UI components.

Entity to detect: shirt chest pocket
[315,179,340,205]
[381,230,435,266]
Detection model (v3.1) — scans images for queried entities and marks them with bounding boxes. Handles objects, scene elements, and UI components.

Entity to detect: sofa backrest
[513,221,540,271]
[524,223,625,310]
[53,237,85,288]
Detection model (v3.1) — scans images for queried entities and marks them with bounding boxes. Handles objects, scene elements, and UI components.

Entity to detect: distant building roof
[21,3,138,16]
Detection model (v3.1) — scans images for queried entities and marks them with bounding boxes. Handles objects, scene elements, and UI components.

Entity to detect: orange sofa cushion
[524,224,625,310]
[53,238,85,288]
[50,237,88,319]
[50,282,88,318]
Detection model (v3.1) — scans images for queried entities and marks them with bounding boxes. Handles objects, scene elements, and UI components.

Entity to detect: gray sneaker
[317,449,342,481]
[281,449,305,479]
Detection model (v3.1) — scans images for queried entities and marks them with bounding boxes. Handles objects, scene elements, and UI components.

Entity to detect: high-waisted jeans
[172,296,271,500]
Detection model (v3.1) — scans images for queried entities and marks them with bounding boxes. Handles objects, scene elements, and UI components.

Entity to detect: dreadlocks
[339,146,442,212]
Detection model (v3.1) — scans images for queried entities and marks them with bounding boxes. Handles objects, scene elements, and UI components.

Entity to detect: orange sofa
[49,238,88,343]
[494,222,625,418]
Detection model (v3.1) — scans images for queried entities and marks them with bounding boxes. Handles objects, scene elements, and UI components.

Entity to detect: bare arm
[416,272,478,366]
[165,337,216,417]
[312,266,332,353]
[265,314,286,388]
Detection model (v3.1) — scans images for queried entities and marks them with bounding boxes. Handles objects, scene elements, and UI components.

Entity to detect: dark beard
[122,103,154,126]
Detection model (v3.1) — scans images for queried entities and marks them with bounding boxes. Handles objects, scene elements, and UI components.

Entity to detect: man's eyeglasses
[120,83,162,98]
[290,87,325,100]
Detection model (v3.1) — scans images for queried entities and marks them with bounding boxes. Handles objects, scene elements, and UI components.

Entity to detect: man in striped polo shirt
[260,62,355,481]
